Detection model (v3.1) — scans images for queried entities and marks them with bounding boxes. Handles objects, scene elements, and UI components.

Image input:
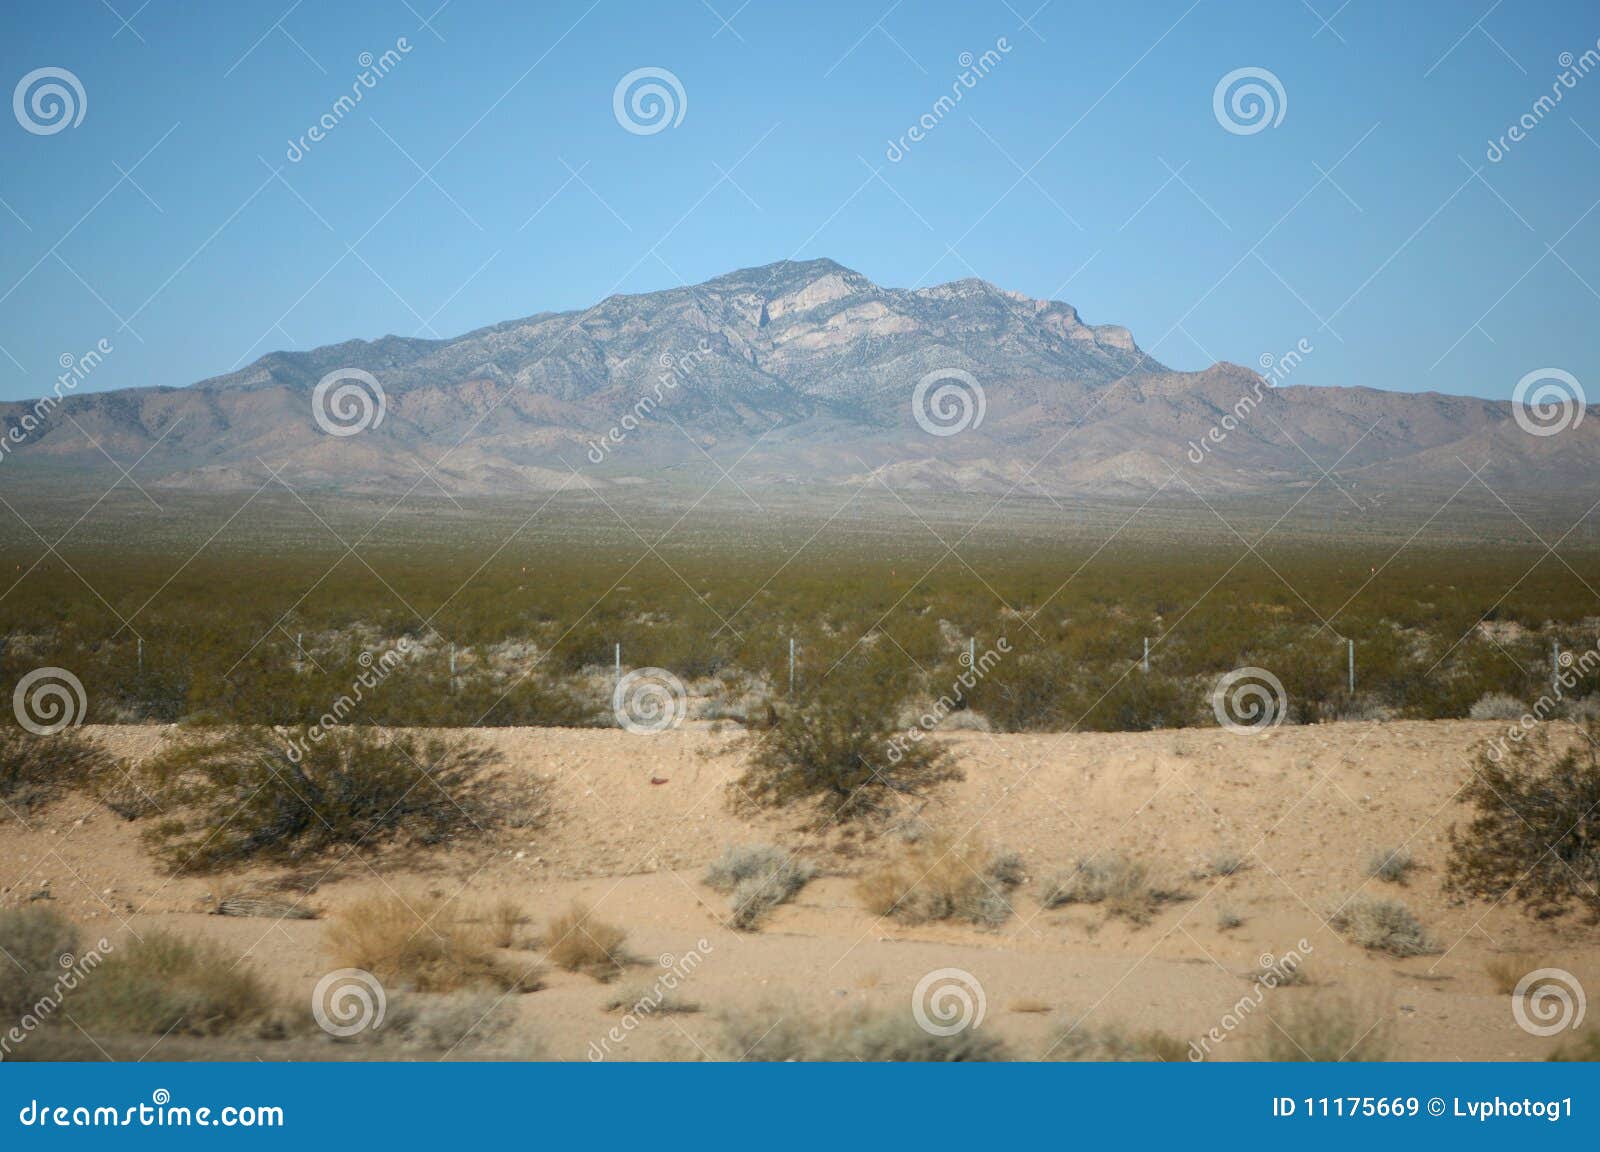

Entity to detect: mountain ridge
[0,258,1586,499]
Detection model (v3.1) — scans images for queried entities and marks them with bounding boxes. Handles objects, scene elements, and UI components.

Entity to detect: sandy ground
[3,720,1596,1062]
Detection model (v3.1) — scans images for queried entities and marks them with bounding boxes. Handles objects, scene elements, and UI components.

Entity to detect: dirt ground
[3,719,1595,1061]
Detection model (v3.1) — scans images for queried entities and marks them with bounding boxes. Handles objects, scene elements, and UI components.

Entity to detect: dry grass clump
[326,893,535,993]
[1045,1020,1192,1062]
[603,983,702,1015]
[1254,995,1392,1061]
[724,1003,1009,1061]
[703,844,817,930]
[544,904,628,981]
[1365,846,1416,883]
[483,898,526,949]
[1484,954,1555,996]
[0,727,110,810]
[71,930,281,1038]
[1040,854,1186,925]
[0,906,80,1022]
[1331,897,1439,957]
[855,834,1022,927]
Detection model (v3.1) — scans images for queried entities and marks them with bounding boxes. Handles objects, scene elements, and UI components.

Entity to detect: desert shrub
[0,906,79,1022]
[392,990,515,1051]
[1448,721,1600,918]
[1366,846,1415,883]
[1548,1031,1600,1061]
[1040,855,1185,924]
[71,930,279,1037]
[1217,907,1244,930]
[1470,692,1526,721]
[545,905,628,981]
[736,650,960,823]
[963,650,1072,731]
[326,893,532,993]
[856,834,1021,927]
[1330,897,1438,957]
[1079,673,1191,732]
[703,844,816,930]
[1046,1021,1192,1062]
[1195,851,1249,879]
[137,727,517,871]
[724,1003,1009,1061]
[0,727,110,809]
[1254,995,1392,1061]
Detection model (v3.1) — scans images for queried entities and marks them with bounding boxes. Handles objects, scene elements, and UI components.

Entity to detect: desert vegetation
[1447,718,1600,919]
[735,649,960,823]
[1040,855,1186,925]
[1254,995,1393,1061]
[1330,898,1439,957]
[855,833,1022,927]
[703,844,817,930]
[544,904,629,981]
[131,727,531,872]
[723,1002,1011,1061]
[0,727,110,810]
[5,516,1598,740]
[326,893,536,994]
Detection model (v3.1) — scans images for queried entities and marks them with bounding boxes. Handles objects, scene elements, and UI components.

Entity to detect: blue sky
[1,0,1596,402]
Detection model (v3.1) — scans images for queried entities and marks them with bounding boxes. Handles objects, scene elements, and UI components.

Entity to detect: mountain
[1,258,1588,500]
